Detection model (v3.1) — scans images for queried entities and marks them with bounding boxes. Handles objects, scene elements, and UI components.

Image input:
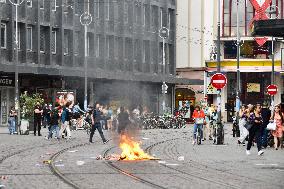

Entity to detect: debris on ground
[178,156,184,161]
[43,160,51,164]
[142,137,150,140]
[76,161,85,166]
[68,150,78,153]
[158,161,166,164]
[54,164,65,167]
[0,176,7,180]
[0,184,5,188]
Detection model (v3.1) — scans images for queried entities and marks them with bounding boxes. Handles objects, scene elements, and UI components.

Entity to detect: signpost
[159,27,169,114]
[267,84,278,96]
[211,73,227,90]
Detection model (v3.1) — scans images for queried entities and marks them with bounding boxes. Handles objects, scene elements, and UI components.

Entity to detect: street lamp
[9,0,25,133]
[217,0,221,124]
[80,11,92,111]
[235,0,241,126]
[159,27,169,114]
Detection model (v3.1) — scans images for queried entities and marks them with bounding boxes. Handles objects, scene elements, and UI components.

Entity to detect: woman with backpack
[192,105,205,145]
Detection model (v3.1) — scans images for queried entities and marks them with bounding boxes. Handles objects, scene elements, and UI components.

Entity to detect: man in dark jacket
[34,101,43,136]
[261,102,271,148]
[117,106,130,134]
[47,105,60,139]
[89,102,109,144]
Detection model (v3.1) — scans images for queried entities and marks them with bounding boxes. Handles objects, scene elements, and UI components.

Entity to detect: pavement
[0,124,283,189]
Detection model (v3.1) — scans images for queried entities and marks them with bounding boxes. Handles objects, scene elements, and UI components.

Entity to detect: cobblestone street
[0,125,283,189]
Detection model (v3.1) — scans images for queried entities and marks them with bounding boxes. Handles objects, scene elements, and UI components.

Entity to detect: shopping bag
[266,122,276,130]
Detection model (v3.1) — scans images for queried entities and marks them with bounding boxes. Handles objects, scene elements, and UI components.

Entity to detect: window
[96,35,100,57]
[52,0,58,11]
[40,26,45,52]
[1,22,7,48]
[87,33,94,57]
[106,0,110,20]
[106,36,110,58]
[27,0,32,7]
[27,26,32,51]
[124,2,128,23]
[160,8,163,28]
[74,31,79,55]
[51,29,56,54]
[39,0,44,9]
[64,30,69,55]
[168,9,174,30]
[95,1,100,18]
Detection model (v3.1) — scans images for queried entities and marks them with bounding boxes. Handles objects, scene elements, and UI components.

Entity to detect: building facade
[176,0,284,122]
[0,0,191,126]
[175,0,214,110]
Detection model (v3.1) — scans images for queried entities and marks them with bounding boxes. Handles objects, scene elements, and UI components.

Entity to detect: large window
[106,0,110,20]
[64,30,70,55]
[1,22,7,48]
[52,0,59,11]
[74,31,79,55]
[27,0,32,8]
[39,0,44,9]
[27,26,32,51]
[223,0,284,37]
[51,29,57,54]
[40,26,46,52]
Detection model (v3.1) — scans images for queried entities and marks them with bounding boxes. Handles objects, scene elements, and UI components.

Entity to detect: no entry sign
[211,73,227,90]
[267,84,278,96]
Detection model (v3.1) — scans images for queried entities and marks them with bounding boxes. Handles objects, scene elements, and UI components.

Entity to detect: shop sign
[0,76,14,87]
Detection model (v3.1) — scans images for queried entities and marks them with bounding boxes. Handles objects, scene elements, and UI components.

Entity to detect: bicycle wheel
[197,128,201,145]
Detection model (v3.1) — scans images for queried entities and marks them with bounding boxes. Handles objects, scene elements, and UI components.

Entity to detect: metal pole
[162,38,166,114]
[271,37,275,106]
[217,0,221,124]
[15,3,20,133]
[84,24,88,111]
[236,0,241,123]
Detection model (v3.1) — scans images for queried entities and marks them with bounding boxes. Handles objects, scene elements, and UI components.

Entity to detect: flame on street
[119,135,154,161]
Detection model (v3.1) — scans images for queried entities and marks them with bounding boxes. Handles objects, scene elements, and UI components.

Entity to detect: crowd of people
[7,98,284,156]
[238,103,284,155]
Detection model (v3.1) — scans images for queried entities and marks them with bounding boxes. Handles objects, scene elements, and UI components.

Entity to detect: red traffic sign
[211,73,227,89]
[267,84,278,96]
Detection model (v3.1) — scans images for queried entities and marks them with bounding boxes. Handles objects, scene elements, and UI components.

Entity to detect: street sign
[159,27,169,39]
[211,73,227,90]
[80,12,92,26]
[267,84,278,96]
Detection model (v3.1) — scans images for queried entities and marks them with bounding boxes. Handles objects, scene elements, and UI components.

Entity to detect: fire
[119,135,154,161]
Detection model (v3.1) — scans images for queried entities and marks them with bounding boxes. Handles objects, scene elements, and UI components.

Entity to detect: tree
[20,91,44,121]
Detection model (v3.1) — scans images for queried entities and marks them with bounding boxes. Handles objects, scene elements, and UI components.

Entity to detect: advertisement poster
[55,90,76,108]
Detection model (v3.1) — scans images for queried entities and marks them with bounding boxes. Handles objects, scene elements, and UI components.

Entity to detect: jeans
[239,118,248,143]
[34,118,42,135]
[48,124,59,139]
[261,127,268,147]
[90,122,106,142]
[8,117,16,134]
[193,123,203,140]
[247,125,263,152]
[59,121,71,139]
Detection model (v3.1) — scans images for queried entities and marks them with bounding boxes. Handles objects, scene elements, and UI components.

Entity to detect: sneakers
[258,150,264,156]
[246,150,251,155]
[192,140,196,145]
[103,139,110,144]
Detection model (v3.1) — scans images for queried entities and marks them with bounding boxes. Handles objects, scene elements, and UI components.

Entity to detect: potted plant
[19,91,44,135]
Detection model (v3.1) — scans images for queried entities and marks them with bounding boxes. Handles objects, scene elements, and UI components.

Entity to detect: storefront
[0,75,15,126]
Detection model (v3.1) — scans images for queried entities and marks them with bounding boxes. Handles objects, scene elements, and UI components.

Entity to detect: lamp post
[217,0,221,124]
[9,0,24,133]
[235,0,241,125]
[80,10,92,111]
[159,27,169,114]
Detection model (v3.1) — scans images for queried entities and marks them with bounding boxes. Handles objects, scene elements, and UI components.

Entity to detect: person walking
[8,106,16,135]
[192,105,205,145]
[261,102,271,148]
[117,106,130,135]
[270,104,284,150]
[238,104,248,146]
[89,102,109,144]
[59,102,72,140]
[246,104,264,156]
[34,101,43,136]
[47,104,60,139]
